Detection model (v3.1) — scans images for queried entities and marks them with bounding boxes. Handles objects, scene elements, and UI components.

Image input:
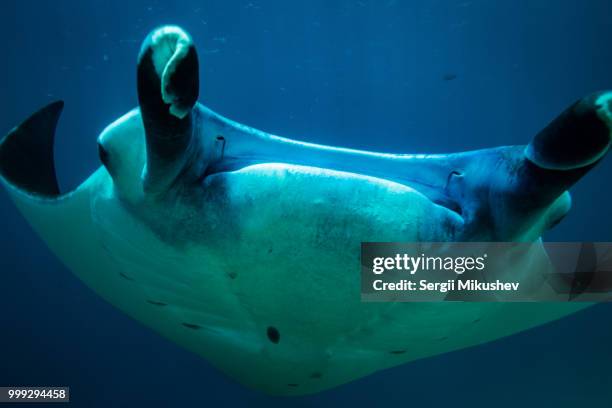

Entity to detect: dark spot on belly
[287,383,299,387]
[227,271,238,279]
[182,323,202,330]
[147,300,167,306]
[119,272,134,281]
[389,350,407,355]
[268,247,273,254]
[310,372,323,379]
[267,326,280,344]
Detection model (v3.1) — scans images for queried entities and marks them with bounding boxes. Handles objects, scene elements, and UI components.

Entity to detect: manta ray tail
[0,101,63,197]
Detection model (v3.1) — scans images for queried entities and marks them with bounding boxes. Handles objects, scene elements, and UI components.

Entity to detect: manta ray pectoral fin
[0,101,64,197]
[0,101,117,299]
[0,102,197,354]
[137,26,200,194]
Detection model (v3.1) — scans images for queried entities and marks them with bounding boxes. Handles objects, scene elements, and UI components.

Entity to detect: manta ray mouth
[202,157,464,216]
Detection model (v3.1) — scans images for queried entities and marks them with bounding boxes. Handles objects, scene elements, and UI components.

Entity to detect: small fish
[443,73,458,81]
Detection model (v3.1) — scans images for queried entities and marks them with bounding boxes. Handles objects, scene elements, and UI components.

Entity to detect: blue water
[1,0,612,406]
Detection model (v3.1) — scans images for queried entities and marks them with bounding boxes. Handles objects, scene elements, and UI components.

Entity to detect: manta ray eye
[98,142,110,167]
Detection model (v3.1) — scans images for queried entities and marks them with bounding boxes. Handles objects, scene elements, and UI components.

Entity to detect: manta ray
[1,26,611,395]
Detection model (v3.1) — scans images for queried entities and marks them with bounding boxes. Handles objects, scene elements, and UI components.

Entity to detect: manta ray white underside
[0,26,611,395]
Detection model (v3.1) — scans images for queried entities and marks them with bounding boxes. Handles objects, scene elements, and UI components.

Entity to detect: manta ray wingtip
[0,100,64,197]
[36,100,64,116]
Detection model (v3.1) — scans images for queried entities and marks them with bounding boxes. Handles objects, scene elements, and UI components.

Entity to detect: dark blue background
[1,0,611,406]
